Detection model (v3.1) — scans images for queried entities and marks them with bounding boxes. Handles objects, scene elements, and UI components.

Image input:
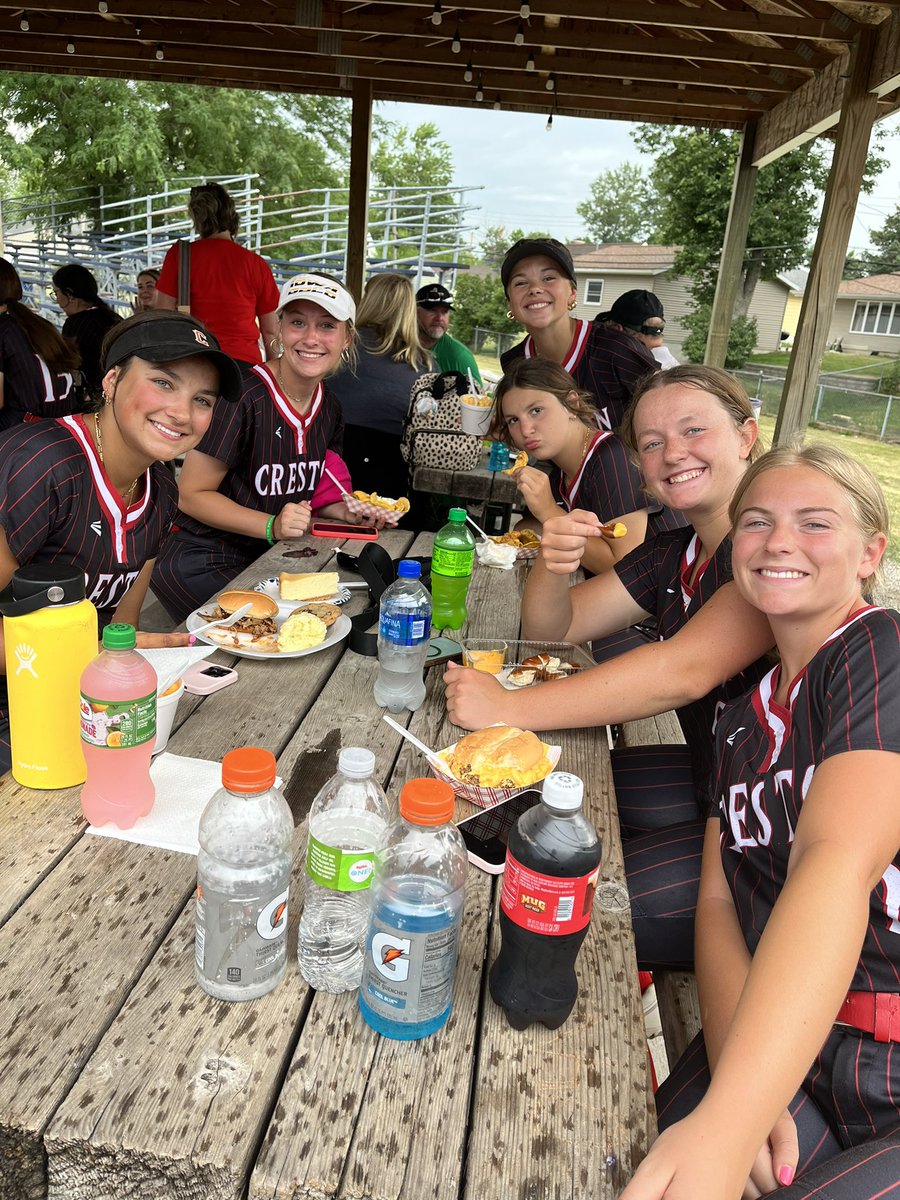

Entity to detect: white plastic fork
[382,714,444,769]
[190,602,253,639]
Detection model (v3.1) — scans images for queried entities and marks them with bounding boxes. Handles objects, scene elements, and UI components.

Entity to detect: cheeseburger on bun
[448,725,551,788]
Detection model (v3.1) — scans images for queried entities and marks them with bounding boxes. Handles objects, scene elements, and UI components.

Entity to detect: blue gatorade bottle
[359,778,468,1040]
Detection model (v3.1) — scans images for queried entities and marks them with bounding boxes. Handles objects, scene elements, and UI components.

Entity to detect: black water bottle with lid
[489,772,602,1030]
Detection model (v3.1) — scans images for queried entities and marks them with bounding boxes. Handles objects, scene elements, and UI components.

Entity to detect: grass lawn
[748,350,898,374]
[757,415,900,564]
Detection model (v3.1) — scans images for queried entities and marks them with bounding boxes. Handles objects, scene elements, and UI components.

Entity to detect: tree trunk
[734,255,763,318]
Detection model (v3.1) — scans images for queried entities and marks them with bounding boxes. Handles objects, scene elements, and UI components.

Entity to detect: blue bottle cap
[397,559,421,579]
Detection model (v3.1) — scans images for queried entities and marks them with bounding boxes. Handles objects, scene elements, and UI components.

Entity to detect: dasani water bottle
[373,560,432,713]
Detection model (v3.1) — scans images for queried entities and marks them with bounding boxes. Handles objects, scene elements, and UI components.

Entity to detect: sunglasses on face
[640,322,666,336]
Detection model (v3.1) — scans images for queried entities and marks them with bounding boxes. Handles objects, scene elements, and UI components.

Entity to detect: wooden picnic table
[0,528,654,1200]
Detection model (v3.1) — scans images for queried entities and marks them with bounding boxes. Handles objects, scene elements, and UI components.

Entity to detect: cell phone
[311,521,379,541]
[425,637,463,668]
[456,790,542,874]
[183,662,239,695]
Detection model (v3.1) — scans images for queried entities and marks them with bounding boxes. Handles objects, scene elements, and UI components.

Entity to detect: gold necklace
[274,358,312,411]
[564,425,594,487]
[93,411,140,506]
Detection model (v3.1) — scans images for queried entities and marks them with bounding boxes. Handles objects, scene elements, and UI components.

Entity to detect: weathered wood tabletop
[0,528,654,1200]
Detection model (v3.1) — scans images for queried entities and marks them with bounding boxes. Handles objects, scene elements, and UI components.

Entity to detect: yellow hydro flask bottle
[0,565,97,789]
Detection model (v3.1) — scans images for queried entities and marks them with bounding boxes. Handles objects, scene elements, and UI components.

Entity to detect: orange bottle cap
[222,747,277,793]
[399,777,454,825]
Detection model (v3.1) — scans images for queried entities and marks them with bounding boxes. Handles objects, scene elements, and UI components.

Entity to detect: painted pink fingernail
[187,635,196,646]
[778,1166,795,1186]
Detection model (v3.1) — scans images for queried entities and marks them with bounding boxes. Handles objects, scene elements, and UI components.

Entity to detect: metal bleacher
[1,174,483,321]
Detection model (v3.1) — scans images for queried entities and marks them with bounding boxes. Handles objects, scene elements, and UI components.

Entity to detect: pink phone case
[183,662,239,695]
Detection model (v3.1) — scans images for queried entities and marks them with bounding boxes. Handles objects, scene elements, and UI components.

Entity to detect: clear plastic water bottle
[359,778,468,1040]
[431,507,475,630]
[195,747,294,1001]
[298,747,391,993]
[373,560,432,713]
[489,772,602,1029]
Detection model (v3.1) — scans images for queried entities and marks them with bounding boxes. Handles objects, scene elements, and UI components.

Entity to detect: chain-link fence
[733,369,900,442]
[472,326,521,361]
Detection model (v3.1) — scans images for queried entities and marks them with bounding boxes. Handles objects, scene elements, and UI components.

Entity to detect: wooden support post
[775,31,878,443]
[705,122,758,370]
[345,79,373,303]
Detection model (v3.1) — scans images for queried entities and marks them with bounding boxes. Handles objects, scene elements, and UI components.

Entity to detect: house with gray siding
[829,274,900,354]
[568,243,791,358]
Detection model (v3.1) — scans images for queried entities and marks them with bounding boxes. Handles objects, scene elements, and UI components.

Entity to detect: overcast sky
[380,101,900,257]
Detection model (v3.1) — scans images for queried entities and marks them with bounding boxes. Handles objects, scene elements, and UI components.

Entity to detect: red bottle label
[500,851,600,936]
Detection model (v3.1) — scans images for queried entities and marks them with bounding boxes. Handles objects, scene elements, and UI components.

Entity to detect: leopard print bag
[401,371,484,474]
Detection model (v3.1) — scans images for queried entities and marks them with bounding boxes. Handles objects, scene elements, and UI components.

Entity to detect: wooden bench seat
[616,712,702,1070]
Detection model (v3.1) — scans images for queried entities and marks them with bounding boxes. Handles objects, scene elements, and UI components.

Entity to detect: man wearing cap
[416,284,483,385]
[598,290,679,370]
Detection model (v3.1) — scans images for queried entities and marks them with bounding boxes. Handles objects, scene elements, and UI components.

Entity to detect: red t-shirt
[157,237,280,364]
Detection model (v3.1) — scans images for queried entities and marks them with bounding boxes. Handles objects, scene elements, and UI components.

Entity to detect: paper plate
[186,607,351,661]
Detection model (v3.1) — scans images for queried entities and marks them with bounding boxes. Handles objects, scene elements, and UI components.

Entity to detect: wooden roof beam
[0,18,799,92]
[754,7,900,162]
[0,0,865,41]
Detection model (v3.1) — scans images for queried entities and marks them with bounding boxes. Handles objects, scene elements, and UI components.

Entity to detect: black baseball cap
[500,237,576,292]
[603,290,665,330]
[103,313,243,403]
[416,283,454,309]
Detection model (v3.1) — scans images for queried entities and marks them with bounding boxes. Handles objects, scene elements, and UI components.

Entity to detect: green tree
[476,225,555,267]
[632,124,886,316]
[451,273,520,347]
[368,120,456,262]
[576,162,658,243]
[681,305,758,368]
[861,205,900,276]
[0,74,350,221]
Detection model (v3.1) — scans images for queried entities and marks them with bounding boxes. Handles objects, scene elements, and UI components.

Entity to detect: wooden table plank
[44,534,420,1199]
[3,535,413,1200]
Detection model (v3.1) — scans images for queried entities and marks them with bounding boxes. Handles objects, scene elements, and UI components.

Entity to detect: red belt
[835,992,900,1043]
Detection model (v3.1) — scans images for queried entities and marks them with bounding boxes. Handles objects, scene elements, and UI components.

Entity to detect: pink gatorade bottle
[79,623,157,828]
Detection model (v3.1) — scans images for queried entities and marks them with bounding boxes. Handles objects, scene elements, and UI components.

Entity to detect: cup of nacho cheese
[460,394,494,437]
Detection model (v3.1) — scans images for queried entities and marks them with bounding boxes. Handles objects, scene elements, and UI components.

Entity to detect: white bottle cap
[339,747,376,779]
[542,771,584,811]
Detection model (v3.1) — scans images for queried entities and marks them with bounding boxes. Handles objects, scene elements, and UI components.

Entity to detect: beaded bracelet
[265,515,277,545]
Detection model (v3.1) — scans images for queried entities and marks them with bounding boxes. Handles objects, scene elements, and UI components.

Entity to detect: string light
[463,58,473,82]
[545,111,553,132]
[98,0,108,11]
[19,12,29,30]
[451,26,461,53]
[493,95,501,110]
[546,72,556,91]
[526,51,535,71]
[134,21,142,36]
[431,0,442,26]
[520,3,530,16]
[514,21,524,46]
[155,42,165,60]
[66,39,75,53]
[475,75,484,101]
